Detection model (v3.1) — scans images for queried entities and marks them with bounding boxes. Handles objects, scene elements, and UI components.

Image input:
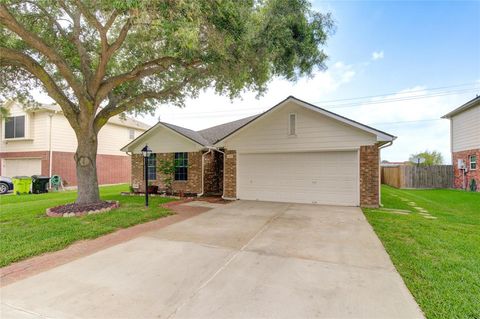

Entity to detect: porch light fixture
[141,145,152,207]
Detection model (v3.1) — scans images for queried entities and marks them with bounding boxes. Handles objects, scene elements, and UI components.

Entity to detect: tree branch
[20,0,69,38]
[96,56,179,102]
[0,4,88,106]
[93,80,188,131]
[104,10,119,31]
[0,47,80,128]
[90,17,133,97]
[71,9,93,88]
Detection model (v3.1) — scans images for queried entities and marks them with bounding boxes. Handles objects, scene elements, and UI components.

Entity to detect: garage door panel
[237,152,358,206]
[3,158,42,177]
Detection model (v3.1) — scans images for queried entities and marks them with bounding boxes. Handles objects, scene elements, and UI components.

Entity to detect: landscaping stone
[47,201,119,217]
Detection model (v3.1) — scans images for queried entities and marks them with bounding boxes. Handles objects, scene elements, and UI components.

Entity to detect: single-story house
[442,96,479,191]
[121,96,396,207]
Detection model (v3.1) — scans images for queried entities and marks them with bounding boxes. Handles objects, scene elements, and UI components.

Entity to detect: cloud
[371,51,384,61]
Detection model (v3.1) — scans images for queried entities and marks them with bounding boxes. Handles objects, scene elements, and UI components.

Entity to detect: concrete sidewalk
[1,201,423,319]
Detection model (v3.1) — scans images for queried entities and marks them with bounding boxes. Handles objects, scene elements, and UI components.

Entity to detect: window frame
[129,129,135,140]
[288,113,297,136]
[147,153,157,180]
[4,115,26,139]
[174,152,188,181]
[469,155,477,170]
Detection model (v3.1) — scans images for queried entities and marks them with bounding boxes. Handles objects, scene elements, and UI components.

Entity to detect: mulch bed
[46,201,119,217]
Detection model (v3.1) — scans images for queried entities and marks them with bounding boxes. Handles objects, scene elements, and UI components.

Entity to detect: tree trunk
[75,129,101,204]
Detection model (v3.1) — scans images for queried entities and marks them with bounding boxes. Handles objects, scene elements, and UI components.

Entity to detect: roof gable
[121,96,396,153]
[120,122,205,153]
[214,96,396,145]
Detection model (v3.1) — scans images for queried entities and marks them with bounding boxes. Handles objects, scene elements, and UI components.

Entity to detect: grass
[363,186,480,319]
[0,184,175,267]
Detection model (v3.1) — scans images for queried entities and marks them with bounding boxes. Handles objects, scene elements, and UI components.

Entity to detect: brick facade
[131,152,202,195]
[359,145,380,207]
[0,151,131,186]
[223,150,236,199]
[452,148,479,191]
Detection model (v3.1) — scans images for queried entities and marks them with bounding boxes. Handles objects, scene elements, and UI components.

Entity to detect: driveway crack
[165,203,290,319]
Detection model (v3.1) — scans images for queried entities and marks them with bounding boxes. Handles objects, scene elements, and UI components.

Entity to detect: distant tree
[0,0,334,204]
[409,150,444,166]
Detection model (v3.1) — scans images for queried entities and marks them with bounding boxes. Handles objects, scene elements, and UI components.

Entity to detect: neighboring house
[0,101,149,186]
[442,96,480,191]
[122,96,395,207]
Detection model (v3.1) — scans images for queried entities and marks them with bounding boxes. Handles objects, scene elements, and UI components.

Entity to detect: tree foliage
[1,0,333,125]
[409,150,444,166]
[0,0,334,203]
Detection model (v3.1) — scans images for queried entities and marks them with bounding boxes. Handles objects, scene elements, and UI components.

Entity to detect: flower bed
[46,200,119,217]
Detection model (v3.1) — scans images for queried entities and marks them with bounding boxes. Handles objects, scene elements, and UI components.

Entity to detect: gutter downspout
[198,148,212,197]
[48,112,56,188]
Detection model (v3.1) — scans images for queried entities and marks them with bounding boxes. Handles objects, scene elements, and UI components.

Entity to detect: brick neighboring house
[0,101,149,186]
[442,96,480,191]
[122,96,395,207]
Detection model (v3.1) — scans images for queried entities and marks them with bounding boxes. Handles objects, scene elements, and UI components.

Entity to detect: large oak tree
[0,0,333,204]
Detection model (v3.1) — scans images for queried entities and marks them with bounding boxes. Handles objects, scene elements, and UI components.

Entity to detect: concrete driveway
[1,201,423,319]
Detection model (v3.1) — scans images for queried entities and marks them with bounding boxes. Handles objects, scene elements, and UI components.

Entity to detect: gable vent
[289,113,296,136]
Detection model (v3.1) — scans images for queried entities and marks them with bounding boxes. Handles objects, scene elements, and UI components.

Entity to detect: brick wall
[0,151,130,186]
[452,148,480,191]
[223,150,236,198]
[360,145,380,207]
[131,152,202,195]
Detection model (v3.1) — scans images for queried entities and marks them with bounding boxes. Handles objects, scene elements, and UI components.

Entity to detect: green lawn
[363,186,480,319]
[0,184,174,267]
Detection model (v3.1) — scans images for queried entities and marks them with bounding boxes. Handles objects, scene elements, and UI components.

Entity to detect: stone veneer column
[360,145,380,207]
[223,150,237,198]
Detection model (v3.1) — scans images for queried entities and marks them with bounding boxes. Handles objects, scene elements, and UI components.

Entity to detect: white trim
[469,154,477,170]
[121,122,204,152]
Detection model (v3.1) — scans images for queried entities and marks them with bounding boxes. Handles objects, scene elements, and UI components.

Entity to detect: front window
[174,152,188,181]
[129,129,135,140]
[4,116,25,139]
[470,155,477,170]
[147,154,156,180]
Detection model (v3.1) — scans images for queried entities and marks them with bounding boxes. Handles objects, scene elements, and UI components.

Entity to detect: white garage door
[237,151,359,206]
[2,158,42,177]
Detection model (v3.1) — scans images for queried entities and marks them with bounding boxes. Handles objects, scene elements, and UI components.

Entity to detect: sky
[36,1,480,163]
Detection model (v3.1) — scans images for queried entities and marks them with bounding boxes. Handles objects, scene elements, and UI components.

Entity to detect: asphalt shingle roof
[197,115,259,144]
[160,114,259,146]
[160,122,212,146]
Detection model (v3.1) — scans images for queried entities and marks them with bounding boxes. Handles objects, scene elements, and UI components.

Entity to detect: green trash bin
[31,175,50,194]
[12,176,32,195]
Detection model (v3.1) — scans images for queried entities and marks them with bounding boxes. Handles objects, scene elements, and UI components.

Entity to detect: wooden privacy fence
[381,165,454,189]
